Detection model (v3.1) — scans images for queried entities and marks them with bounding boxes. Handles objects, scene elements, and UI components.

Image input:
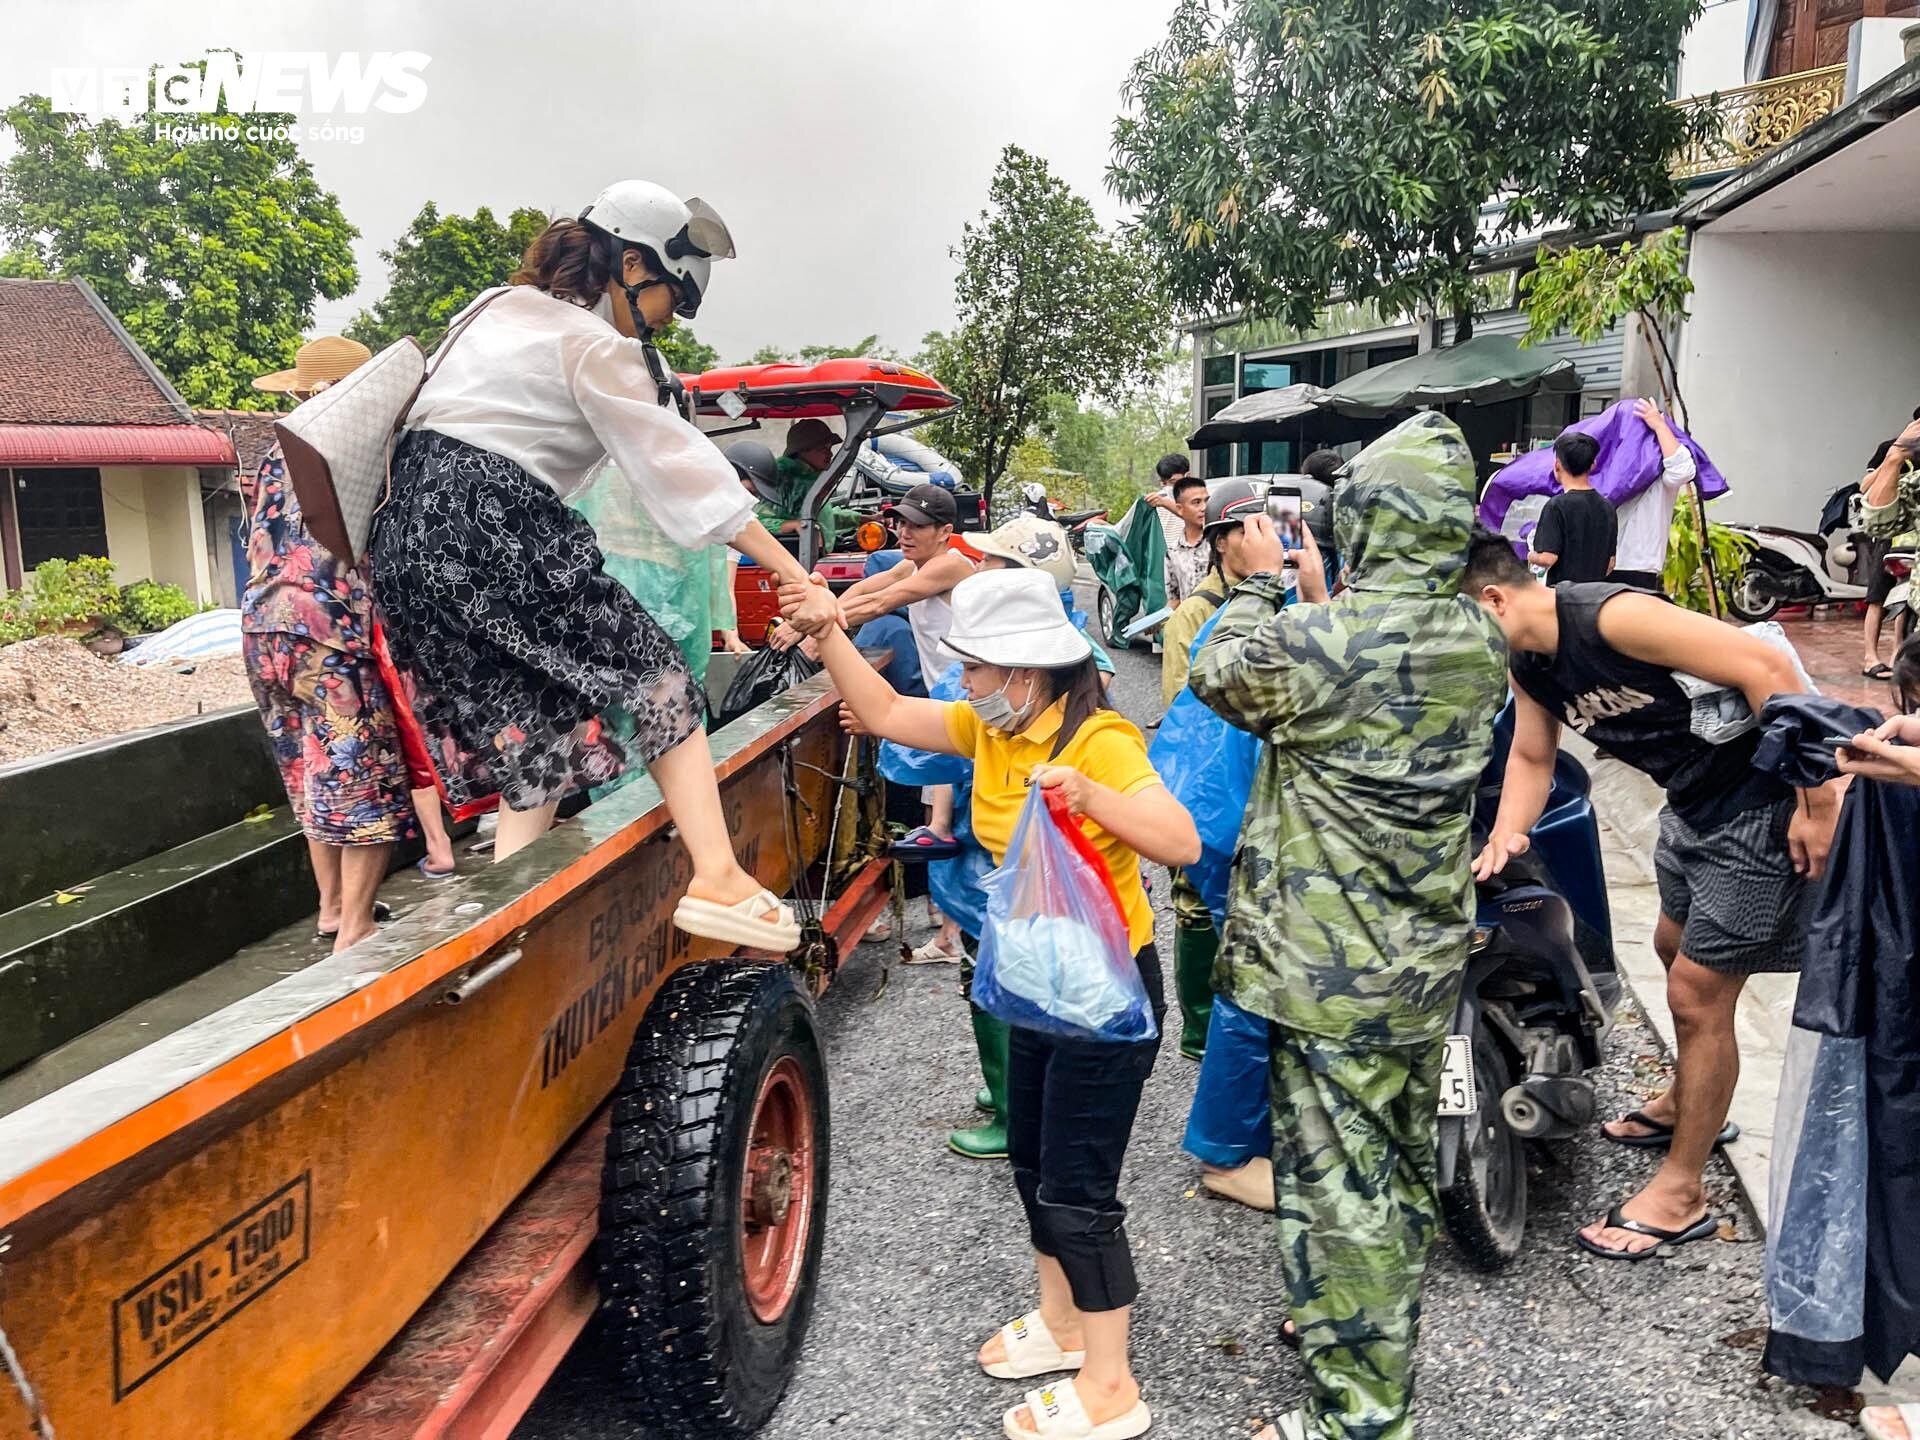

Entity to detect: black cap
[892,482,958,528]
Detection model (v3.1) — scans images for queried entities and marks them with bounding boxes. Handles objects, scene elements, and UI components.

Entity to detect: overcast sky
[2,0,1183,363]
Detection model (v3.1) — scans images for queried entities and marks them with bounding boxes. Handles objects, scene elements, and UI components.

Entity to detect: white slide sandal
[1004,1378,1151,1439]
[1863,1403,1920,1440]
[980,1310,1087,1380]
[672,889,802,953]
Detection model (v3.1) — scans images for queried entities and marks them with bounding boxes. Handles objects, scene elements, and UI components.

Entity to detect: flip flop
[1861,1402,1920,1440]
[980,1311,1085,1380]
[1575,1202,1718,1261]
[888,825,962,862]
[1003,1378,1150,1439]
[672,889,802,953]
[1864,663,1895,680]
[416,858,456,880]
[317,900,392,941]
[905,937,965,965]
[1602,1110,1739,1150]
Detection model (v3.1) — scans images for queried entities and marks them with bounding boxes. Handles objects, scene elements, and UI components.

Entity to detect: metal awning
[0,423,239,468]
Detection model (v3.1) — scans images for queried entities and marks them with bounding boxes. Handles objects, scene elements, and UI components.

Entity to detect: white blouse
[407,285,755,551]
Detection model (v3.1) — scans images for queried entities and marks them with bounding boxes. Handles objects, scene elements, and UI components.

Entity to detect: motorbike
[1883,547,1913,650]
[1723,488,1874,622]
[1438,704,1619,1269]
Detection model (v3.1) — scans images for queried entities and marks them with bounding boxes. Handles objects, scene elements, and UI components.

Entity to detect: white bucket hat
[940,568,1092,669]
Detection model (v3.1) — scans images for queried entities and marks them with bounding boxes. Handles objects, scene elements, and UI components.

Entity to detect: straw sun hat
[252,335,374,397]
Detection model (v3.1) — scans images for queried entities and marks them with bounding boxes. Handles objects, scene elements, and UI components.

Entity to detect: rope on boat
[0,1306,56,1440]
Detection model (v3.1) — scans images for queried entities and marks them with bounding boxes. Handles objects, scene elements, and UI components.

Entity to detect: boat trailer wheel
[600,961,830,1438]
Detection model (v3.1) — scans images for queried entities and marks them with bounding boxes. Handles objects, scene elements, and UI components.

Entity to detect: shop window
[15,468,107,570]
[1241,360,1293,394]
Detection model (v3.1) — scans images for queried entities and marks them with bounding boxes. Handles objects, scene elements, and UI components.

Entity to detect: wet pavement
[516,627,1844,1440]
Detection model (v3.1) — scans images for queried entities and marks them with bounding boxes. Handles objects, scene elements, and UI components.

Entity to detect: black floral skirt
[369,428,704,810]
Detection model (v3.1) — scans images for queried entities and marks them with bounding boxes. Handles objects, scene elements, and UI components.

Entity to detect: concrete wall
[1677,229,1920,527]
[99,465,215,603]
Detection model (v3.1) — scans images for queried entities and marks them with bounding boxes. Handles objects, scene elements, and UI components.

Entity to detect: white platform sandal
[1003,1377,1150,1439]
[1863,1404,1920,1440]
[980,1310,1086,1380]
[672,888,801,952]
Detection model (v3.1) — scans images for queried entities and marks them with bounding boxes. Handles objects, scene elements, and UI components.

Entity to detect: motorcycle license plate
[1438,1033,1477,1117]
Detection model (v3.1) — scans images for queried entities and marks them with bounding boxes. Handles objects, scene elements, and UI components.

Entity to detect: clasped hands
[777,576,845,640]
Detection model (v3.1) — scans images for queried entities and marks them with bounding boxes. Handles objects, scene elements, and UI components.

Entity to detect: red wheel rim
[740,1055,816,1324]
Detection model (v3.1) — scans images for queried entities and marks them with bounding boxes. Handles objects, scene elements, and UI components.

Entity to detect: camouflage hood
[1334,411,1476,598]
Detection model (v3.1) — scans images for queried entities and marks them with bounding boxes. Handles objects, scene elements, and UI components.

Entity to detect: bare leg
[331,843,393,953]
[1604,912,1683,1137]
[1581,953,1744,1254]
[308,839,343,933]
[929,783,955,840]
[1865,602,1886,668]
[412,788,456,874]
[648,729,768,909]
[494,801,560,862]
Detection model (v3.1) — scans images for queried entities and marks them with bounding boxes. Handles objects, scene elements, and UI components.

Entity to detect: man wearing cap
[243,338,457,955]
[756,417,858,554]
[839,482,978,680]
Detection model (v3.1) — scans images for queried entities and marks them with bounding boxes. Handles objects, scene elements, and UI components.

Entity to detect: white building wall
[1678,229,1920,528]
[1680,0,1755,96]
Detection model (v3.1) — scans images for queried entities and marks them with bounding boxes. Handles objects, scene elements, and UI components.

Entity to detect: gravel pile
[0,636,253,766]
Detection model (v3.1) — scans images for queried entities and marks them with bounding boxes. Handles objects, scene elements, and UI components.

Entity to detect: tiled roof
[0,279,194,426]
[194,409,283,477]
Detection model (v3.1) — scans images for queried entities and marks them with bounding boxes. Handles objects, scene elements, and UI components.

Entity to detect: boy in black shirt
[1528,431,1617,585]
[1463,531,1843,1262]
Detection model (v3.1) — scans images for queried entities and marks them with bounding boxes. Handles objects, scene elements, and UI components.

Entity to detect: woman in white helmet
[369,180,836,952]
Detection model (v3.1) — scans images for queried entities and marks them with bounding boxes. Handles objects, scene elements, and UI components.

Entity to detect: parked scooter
[1884,547,1914,650]
[1723,489,1874,622]
[1438,705,1618,1269]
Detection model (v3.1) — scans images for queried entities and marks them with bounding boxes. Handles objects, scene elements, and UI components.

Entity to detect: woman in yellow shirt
[783,566,1198,1440]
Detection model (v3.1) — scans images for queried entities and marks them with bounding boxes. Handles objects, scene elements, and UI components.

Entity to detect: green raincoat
[1188,411,1508,1047]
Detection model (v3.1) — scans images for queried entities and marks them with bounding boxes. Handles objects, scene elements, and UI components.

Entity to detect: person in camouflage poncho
[1189,411,1507,1440]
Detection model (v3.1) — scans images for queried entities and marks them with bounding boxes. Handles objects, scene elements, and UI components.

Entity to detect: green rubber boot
[1175,919,1220,1061]
[949,1006,1010,1159]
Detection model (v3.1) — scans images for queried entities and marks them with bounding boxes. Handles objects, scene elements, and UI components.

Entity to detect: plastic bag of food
[973,787,1155,1043]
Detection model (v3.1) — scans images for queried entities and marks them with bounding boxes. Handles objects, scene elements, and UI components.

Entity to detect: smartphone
[1265,484,1305,551]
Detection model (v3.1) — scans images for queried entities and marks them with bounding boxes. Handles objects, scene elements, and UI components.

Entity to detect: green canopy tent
[1325,333,1579,411]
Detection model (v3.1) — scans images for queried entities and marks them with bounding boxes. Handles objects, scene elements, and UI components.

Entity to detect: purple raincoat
[1479,400,1729,534]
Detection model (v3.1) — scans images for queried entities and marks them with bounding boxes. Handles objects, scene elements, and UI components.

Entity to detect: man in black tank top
[1461,532,1845,1262]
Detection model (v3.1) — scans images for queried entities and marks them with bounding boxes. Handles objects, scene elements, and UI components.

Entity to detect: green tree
[347,202,550,351]
[654,326,720,375]
[930,146,1166,505]
[741,335,893,366]
[1110,0,1716,336]
[0,90,358,408]
[1519,227,1739,615]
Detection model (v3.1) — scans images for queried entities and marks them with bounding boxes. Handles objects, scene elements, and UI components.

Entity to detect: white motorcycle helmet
[578,179,735,328]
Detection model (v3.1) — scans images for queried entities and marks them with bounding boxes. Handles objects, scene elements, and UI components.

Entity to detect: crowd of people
[234,174,1920,1439]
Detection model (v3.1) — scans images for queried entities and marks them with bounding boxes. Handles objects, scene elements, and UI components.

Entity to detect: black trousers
[1610,568,1664,592]
[1006,944,1165,1313]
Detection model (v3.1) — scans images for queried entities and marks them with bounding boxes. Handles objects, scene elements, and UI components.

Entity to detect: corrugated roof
[0,424,237,467]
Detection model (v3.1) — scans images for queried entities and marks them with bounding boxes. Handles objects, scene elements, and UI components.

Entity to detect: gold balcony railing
[1671,65,1849,180]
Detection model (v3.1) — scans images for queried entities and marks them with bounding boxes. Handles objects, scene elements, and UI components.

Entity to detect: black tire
[600,961,830,1438]
[1726,565,1782,623]
[1439,1019,1527,1271]
[1095,583,1121,648]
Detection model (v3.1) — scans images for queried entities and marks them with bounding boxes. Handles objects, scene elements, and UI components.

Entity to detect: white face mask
[968,670,1036,734]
